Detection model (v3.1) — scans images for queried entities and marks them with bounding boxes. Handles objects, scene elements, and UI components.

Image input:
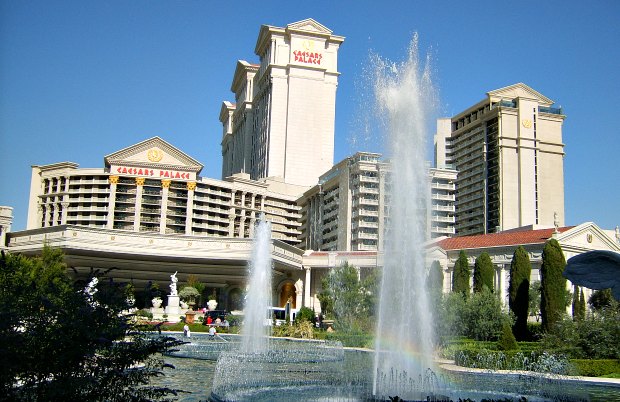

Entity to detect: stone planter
[207,299,218,311]
[323,319,335,332]
[185,310,197,324]
[152,298,162,308]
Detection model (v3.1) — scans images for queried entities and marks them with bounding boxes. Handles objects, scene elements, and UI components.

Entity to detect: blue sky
[1,1,618,232]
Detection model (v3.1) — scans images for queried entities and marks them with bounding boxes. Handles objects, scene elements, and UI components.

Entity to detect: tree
[572,285,580,321]
[178,286,200,307]
[439,288,512,342]
[509,246,531,339]
[0,247,183,401]
[186,274,206,306]
[317,263,379,332]
[473,252,494,293]
[452,250,470,297]
[579,288,586,319]
[529,280,542,322]
[540,238,567,333]
[426,260,444,301]
[588,288,615,312]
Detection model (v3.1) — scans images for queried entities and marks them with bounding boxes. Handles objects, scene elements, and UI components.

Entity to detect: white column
[60,202,69,225]
[134,178,144,232]
[294,279,304,310]
[499,264,508,306]
[160,179,170,234]
[186,182,196,235]
[107,176,118,229]
[228,190,236,237]
[304,267,312,307]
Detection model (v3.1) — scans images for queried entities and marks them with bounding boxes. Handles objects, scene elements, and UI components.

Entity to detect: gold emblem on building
[147,148,164,162]
[522,119,532,129]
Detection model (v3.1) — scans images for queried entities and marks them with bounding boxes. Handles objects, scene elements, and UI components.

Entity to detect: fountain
[209,216,354,401]
[371,33,439,401]
[240,214,273,353]
[156,36,620,402]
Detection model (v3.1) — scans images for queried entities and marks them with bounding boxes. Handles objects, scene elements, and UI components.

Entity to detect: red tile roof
[433,226,575,251]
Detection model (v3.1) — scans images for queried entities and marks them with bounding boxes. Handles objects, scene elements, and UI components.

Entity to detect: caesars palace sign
[293,40,323,65]
[110,165,196,181]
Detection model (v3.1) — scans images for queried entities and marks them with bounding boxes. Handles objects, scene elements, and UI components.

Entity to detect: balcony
[538,106,562,115]
[359,198,379,206]
[432,205,454,212]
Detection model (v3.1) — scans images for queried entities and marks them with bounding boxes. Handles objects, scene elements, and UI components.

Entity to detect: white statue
[170,271,178,296]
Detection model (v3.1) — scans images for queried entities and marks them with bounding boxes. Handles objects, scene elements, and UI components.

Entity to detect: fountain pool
[155,333,619,401]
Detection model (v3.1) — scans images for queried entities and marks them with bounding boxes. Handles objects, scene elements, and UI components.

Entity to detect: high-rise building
[298,152,457,251]
[26,137,302,244]
[434,83,566,236]
[220,19,344,188]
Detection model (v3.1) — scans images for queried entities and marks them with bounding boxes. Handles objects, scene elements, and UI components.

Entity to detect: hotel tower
[435,83,566,236]
[220,19,344,188]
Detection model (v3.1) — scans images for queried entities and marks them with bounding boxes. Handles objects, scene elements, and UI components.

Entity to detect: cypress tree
[473,252,494,293]
[578,288,587,320]
[426,260,444,300]
[572,285,579,321]
[509,246,531,340]
[540,238,567,333]
[497,321,518,351]
[452,250,470,297]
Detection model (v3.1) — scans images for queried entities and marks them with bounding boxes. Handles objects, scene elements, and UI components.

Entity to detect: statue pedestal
[164,295,183,322]
[150,307,164,320]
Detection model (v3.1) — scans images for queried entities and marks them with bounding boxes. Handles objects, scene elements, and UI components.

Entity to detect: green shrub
[497,322,518,351]
[541,309,620,359]
[455,349,574,375]
[325,331,374,348]
[570,359,620,377]
[272,321,315,339]
[160,322,209,332]
[526,322,543,341]
[135,309,153,320]
[295,306,315,323]
[226,315,243,327]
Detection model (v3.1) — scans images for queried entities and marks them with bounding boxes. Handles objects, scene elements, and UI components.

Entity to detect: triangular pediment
[286,18,332,35]
[488,83,554,106]
[558,222,620,252]
[104,137,203,173]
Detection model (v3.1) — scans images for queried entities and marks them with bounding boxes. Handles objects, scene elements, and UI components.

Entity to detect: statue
[170,271,178,296]
[564,251,620,301]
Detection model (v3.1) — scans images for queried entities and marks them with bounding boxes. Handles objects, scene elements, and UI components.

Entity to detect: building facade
[27,137,302,244]
[435,83,566,236]
[0,206,13,252]
[427,222,620,310]
[298,152,457,251]
[220,19,344,188]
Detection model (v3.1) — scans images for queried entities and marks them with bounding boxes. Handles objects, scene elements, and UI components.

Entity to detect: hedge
[570,359,620,377]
